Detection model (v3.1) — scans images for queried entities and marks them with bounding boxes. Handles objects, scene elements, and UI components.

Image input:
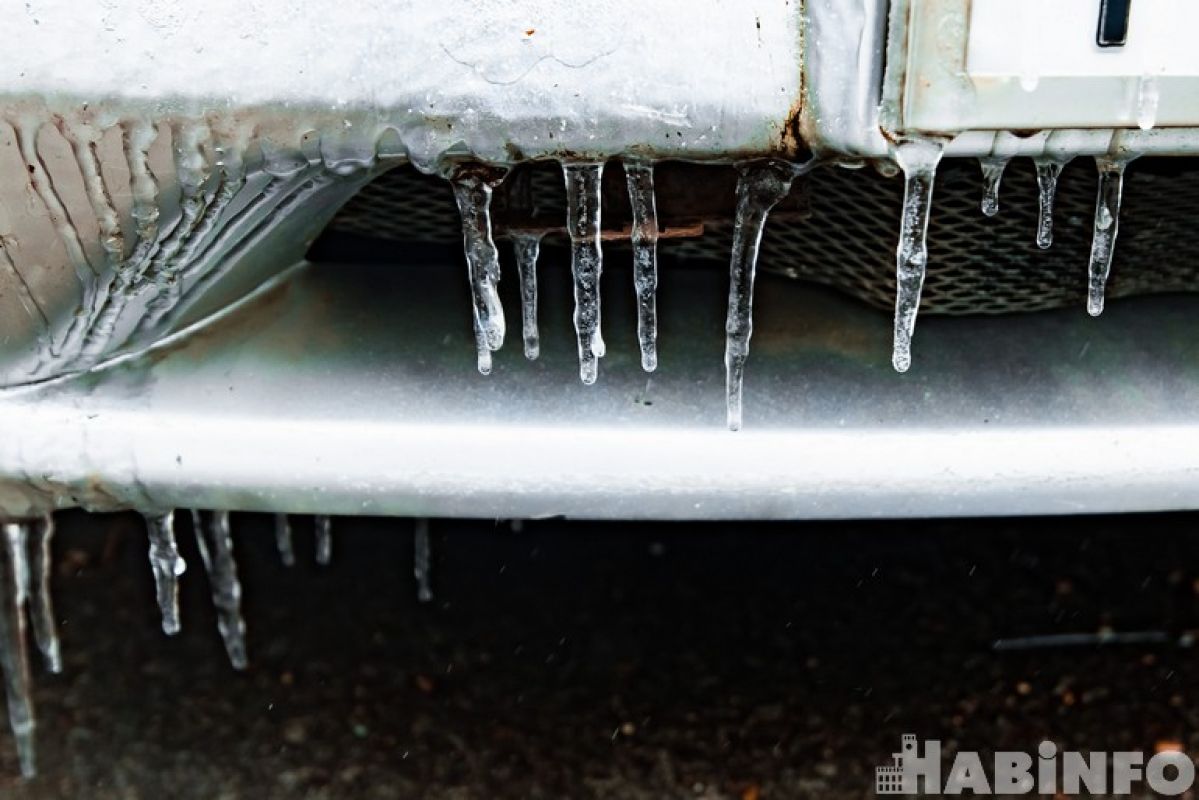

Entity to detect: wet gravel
[4,511,1199,798]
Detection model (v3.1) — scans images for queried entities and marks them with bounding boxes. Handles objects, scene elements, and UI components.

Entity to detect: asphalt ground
[4,511,1199,798]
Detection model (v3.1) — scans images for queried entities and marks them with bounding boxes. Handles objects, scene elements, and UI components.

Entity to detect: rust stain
[779,90,807,159]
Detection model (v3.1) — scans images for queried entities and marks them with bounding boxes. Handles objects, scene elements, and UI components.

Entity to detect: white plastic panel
[892,0,1199,133]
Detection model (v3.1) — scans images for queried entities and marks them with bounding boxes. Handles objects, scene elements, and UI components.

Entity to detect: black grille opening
[310,157,1199,315]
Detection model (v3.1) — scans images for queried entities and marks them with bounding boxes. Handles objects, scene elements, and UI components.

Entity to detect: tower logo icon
[875,734,920,794]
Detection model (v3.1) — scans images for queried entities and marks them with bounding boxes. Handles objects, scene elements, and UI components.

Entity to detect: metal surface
[7,0,802,168]
[5,0,1199,392]
[0,0,804,388]
[3,261,1199,519]
[4,0,1199,522]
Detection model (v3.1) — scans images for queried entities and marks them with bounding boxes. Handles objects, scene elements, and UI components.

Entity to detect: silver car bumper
[1,0,1198,519]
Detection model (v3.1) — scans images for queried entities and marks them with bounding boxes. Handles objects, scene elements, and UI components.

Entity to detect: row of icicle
[0,511,435,778]
[448,146,1131,430]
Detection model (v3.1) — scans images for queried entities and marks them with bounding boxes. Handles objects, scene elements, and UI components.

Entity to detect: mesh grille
[321,157,1199,315]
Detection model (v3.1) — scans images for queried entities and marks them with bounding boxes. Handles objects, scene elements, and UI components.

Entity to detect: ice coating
[11,120,98,361]
[275,513,296,567]
[143,510,186,635]
[450,165,509,375]
[512,235,543,361]
[978,157,1007,217]
[0,242,53,368]
[152,170,338,335]
[413,518,433,604]
[724,160,795,431]
[0,113,377,387]
[0,523,34,778]
[193,511,248,670]
[59,120,124,272]
[624,162,660,372]
[72,119,160,363]
[563,163,606,385]
[891,140,943,374]
[133,126,253,340]
[27,516,60,675]
[1087,158,1128,317]
[314,515,333,566]
[7,1,803,171]
[124,120,162,268]
[140,121,213,304]
[1033,159,1066,250]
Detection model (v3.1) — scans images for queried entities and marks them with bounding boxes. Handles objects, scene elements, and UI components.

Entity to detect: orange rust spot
[778,78,807,159]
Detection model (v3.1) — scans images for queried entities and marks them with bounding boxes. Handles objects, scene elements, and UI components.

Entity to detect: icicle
[724,160,795,431]
[891,140,944,374]
[1033,159,1066,250]
[625,161,660,372]
[194,512,248,670]
[978,157,1007,217]
[124,120,162,268]
[512,234,542,360]
[563,163,605,385]
[143,511,185,635]
[60,121,125,275]
[413,518,433,604]
[1136,75,1160,131]
[274,513,295,567]
[27,516,59,675]
[314,515,332,566]
[0,523,34,778]
[450,165,508,375]
[1087,158,1128,317]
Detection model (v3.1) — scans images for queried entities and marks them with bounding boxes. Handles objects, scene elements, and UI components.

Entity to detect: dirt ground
[3,511,1199,798]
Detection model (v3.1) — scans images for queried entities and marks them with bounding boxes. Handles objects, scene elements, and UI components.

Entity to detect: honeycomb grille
[320,157,1199,315]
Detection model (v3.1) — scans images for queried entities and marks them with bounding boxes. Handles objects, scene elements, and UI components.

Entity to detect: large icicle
[1087,158,1128,317]
[450,165,509,375]
[625,161,660,372]
[413,518,433,604]
[891,140,944,374]
[563,163,606,384]
[512,235,543,360]
[724,160,795,431]
[143,511,185,635]
[977,157,1008,217]
[27,516,59,675]
[1033,159,1066,250]
[193,512,248,670]
[0,523,35,778]
[314,515,333,566]
[274,514,296,567]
